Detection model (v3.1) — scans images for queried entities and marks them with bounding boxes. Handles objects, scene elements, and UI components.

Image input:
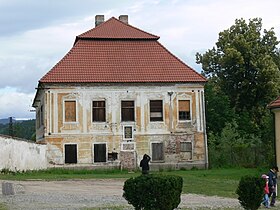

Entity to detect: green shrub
[236,175,265,210]
[123,174,183,210]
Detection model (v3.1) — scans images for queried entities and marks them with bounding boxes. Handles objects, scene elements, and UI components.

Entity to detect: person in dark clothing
[268,166,278,207]
[140,154,151,175]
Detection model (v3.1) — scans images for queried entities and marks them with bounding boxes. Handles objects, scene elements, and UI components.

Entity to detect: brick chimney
[95,15,104,27]
[119,15,128,24]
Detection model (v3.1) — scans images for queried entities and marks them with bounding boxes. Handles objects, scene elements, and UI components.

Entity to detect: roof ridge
[109,17,159,39]
[76,16,159,40]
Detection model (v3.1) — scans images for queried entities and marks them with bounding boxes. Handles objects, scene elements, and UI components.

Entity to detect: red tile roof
[268,96,280,109]
[40,17,206,84]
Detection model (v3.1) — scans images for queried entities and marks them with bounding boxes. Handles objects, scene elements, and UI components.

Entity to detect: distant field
[0,167,267,198]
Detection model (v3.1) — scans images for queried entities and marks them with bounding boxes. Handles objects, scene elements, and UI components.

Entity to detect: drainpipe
[167,92,173,133]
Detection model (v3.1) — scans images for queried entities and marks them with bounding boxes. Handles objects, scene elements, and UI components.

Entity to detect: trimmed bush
[236,175,265,210]
[123,174,183,210]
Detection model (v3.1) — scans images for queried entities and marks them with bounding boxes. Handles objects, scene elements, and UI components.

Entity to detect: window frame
[123,125,134,140]
[92,100,106,122]
[121,100,135,122]
[178,100,191,121]
[149,100,163,122]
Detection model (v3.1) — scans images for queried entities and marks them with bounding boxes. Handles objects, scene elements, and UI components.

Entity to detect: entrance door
[65,144,77,164]
[94,143,106,162]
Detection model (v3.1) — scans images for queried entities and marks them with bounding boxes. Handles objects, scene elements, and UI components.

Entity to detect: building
[32,15,208,170]
[268,96,280,169]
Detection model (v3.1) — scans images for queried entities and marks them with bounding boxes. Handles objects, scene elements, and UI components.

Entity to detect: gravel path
[0,180,242,209]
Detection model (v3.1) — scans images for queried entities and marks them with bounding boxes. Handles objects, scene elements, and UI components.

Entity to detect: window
[121,101,135,121]
[36,105,44,128]
[40,105,44,126]
[178,100,191,120]
[123,126,133,140]
[180,142,192,152]
[92,101,105,122]
[150,100,163,121]
[151,142,164,161]
[65,144,77,164]
[64,101,77,122]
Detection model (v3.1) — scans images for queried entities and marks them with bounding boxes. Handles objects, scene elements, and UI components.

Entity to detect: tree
[197,18,280,167]
[204,78,235,135]
[197,18,280,123]
[236,175,265,210]
[0,119,35,141]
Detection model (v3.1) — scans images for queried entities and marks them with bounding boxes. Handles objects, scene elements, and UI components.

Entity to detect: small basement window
[180,142,192,152]
[108,152,118,161]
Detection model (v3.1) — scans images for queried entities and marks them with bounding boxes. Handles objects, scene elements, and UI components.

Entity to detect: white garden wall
[0,135,47,172]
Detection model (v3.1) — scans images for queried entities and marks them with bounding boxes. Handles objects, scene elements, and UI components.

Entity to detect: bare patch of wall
[0,135,47,172]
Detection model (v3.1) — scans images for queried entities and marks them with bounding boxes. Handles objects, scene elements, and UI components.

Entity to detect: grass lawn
[0,203,7,210]
[0,167,268,198]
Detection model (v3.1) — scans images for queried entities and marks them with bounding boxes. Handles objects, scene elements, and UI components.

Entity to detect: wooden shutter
[179,100,190,111]
[65,101,76,122]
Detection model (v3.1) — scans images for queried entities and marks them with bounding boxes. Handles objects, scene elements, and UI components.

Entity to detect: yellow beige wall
[37,83,207,169]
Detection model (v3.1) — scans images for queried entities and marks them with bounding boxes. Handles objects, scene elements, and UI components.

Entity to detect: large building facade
[33,15,208,170]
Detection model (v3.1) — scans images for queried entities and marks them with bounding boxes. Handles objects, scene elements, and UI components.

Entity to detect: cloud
[0,87,35,119]
[1,0,280,118]
[0,0,132,37]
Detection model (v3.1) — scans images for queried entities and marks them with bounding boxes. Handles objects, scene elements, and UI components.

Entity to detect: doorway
[94,143,106,162]
[65,144,77,164]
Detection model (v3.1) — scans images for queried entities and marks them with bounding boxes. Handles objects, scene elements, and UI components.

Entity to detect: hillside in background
[0,118,16,124]
[0,119,36,141]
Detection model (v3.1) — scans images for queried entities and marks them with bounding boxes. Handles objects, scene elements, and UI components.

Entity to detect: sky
[0,0,280,120]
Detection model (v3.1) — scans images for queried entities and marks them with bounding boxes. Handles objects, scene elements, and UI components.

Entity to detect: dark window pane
[92,101,106,122]
[121,101,135,121]
[179,111,190,120]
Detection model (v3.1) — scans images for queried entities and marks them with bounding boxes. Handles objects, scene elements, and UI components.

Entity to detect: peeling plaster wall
[37,83,207,169]
[0,135,47,171]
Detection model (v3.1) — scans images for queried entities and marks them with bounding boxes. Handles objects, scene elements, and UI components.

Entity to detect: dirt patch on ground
[0,179,241,209]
